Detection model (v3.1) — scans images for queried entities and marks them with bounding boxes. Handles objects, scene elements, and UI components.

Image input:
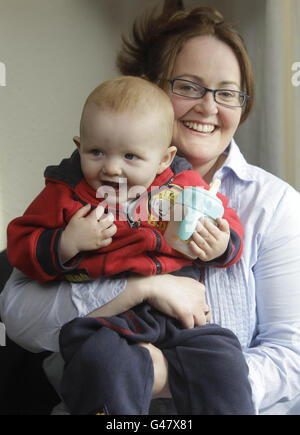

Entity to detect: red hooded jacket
[7,151,243,282]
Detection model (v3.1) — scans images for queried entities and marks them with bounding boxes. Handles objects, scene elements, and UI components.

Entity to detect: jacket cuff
[194,228,241,268]
[36,228,83,277]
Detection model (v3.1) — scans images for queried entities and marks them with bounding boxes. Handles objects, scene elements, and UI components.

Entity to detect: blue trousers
[59,303,255,415]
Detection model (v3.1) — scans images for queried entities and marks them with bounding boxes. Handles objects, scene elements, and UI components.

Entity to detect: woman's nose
[193,92,218,116]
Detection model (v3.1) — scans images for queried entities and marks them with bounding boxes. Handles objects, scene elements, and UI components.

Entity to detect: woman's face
[169,35,243,177]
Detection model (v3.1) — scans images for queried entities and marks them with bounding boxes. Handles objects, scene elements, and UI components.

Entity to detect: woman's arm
[87,273,210,328]
[0,269,209,353]
[0,269,127,352]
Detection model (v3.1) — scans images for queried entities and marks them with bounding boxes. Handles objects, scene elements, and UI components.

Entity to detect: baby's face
[77,106,171,202]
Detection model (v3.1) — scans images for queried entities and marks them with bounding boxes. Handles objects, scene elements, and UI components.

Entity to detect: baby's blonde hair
[80,76,174,146]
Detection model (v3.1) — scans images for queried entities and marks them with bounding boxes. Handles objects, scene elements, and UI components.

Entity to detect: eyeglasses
[168,78,249,108]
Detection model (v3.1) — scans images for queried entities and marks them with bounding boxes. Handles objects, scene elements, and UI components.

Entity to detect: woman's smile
[181,120,218,135]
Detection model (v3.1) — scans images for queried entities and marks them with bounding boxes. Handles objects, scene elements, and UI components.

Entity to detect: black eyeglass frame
[168,78,250,108]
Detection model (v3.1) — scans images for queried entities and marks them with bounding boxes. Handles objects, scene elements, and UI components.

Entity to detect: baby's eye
[91,149,104,157]
[125,153,138,160]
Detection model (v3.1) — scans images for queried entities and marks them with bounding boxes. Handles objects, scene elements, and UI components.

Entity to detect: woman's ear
[157,146,177,174]
[73,136,81,150]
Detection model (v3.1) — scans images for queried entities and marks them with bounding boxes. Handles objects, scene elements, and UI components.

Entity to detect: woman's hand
[87,273,211,328]
[145,274,211,329]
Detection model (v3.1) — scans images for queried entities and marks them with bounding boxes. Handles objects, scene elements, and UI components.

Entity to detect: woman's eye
[125,153,138,160]
[218,90,236,99]
[180,84,198,92]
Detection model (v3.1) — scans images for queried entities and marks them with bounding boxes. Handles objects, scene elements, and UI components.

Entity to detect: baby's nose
[103,158,122,176]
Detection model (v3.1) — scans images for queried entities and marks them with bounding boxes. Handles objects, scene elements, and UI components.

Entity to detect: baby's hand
[189,217,230,262]
[60,204,117,263]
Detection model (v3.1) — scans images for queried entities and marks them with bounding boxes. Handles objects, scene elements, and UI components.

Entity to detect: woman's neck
[192,154,227,184]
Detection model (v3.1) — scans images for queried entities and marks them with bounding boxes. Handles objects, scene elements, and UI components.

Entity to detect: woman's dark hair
[117,7,254,123]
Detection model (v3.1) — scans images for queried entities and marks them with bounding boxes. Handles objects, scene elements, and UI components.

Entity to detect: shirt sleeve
[243,186,300,413]
[0,269,127,353]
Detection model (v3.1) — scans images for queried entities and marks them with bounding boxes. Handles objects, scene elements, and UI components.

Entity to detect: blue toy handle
[175,185,224,242]
[178,208,201,241]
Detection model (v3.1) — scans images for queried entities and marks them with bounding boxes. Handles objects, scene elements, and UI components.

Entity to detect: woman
[1,7,300,414]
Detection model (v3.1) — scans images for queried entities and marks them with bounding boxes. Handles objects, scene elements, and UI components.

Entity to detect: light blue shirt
[1,139,300,414]
[207,139,300,414]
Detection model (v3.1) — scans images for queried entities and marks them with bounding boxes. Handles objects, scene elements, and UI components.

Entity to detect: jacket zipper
[148,254,162,274]
[147,228,162,274]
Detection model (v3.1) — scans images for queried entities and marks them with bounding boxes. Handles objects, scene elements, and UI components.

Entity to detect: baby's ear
[73,136,81,149]
[157,146,177,174]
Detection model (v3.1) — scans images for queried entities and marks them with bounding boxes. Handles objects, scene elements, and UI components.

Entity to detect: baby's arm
[189,217,230,262]
[60,204,116,263]
[7,182,117,282]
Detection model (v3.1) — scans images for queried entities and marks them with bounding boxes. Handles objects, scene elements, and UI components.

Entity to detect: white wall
[0,0,161,250]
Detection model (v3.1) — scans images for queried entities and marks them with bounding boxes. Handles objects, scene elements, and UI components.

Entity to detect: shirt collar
[215,138,256,183]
